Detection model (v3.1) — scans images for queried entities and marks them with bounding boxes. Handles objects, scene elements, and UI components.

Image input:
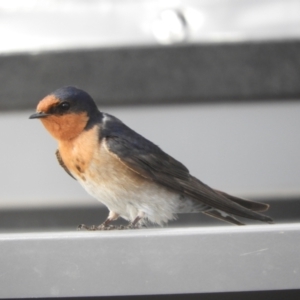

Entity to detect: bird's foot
[116,223,141,230]
[77,224,117,231]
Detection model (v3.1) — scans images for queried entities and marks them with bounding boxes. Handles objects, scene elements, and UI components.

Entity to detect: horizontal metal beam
[0,223,299,298]
[1,41,300,111]
[0,198,298,232]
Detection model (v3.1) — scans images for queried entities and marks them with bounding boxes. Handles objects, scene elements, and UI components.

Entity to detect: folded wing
[102,116,273,224]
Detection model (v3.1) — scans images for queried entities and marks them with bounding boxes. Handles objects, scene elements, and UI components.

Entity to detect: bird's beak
[29,112,50,119]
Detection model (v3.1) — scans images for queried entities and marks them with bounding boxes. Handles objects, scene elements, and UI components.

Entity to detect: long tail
[215,190,269,212]
[203,189,273,225]
[180,176,273,225]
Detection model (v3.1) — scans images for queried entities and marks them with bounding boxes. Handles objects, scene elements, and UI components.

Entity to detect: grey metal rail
[0,223,299,298]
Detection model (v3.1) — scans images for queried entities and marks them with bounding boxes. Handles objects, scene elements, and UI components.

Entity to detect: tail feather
[215,190,269,212]
[184,177,274,224]
[203,209,245,225]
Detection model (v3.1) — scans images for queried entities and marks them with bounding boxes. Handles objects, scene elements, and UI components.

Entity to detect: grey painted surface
[0,224,299,298]
[1,42,300,111]
[0,101,299,209]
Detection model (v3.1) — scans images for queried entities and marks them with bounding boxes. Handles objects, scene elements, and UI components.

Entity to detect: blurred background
[0,0,300,231]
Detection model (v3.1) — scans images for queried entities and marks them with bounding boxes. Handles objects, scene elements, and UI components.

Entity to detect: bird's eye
[60,102,70,110]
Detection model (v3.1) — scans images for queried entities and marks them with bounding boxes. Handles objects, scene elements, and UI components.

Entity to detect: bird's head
[29,86,100,141]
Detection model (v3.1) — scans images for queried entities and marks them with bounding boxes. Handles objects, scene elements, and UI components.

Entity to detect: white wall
[1,101,299,209]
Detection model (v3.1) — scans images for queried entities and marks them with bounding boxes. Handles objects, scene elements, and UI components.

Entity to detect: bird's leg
[78,211,119,231]
[117,212,144,230]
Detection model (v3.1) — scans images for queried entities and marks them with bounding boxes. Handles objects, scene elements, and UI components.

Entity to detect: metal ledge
[0,223,299,298]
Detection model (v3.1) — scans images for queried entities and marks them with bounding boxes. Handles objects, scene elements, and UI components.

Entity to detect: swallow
[29,86,273,230]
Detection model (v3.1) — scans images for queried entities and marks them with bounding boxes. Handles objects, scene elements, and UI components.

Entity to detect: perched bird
[29,86,273,230]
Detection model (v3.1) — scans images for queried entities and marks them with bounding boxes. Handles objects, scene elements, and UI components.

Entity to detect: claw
[116,223,141,230]
[77,214,143,231]
[77,224,117,231]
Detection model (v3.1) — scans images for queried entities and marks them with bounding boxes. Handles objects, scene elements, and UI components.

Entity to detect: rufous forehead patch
[36,95,60,113]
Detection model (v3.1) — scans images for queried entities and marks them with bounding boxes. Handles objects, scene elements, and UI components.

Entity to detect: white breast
[73,138,200,225]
